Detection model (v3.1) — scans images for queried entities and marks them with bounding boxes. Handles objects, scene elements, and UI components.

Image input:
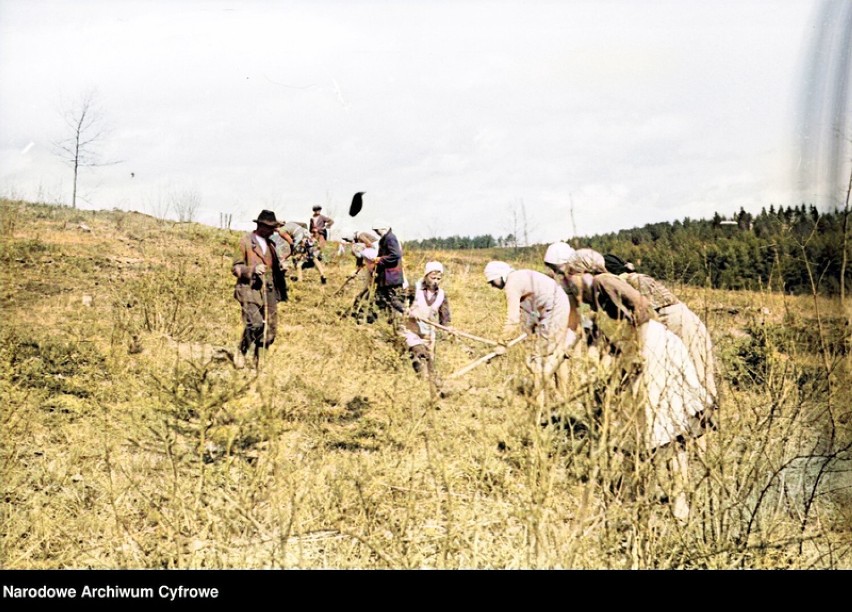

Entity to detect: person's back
[621,272,679,310]
[485,262,575,398]
[376,228,404,288]
[355,230,379,246]
[503,269,568,327]
[590,273,654,327]
[282,221,308,246]
[605,257,717,410]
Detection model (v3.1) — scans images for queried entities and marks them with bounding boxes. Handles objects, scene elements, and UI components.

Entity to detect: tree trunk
[72,121,82,209]
[72,158,79,209]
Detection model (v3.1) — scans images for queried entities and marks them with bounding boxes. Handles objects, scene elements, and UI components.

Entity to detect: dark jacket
[376,230,404,288]
[232,232,288,304]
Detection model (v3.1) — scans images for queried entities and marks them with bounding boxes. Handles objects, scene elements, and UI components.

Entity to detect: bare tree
[568,192,578,238]
[53,90,119,208]
[507,199,536,249]
[145,189,172,223]
[520,199,530,247]
[171,188,201,223]
[510,207,520,251]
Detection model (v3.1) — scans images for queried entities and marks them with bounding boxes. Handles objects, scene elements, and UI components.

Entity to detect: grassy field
[1,199,850,569]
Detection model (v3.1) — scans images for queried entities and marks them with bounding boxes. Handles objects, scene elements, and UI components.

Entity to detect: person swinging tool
[402,261,452,392]
[484,261,578,395]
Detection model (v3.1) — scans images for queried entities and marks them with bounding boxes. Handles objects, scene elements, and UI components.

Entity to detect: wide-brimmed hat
[253,210,283,227]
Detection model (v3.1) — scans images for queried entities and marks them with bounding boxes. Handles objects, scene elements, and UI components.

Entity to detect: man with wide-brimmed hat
[232,209,289,368]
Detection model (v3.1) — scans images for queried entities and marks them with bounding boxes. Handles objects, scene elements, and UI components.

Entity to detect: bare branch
[52,90,121,207]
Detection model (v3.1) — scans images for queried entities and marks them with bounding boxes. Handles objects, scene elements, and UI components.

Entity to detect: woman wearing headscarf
[484,261,578,389]
[543,242,583,338]
[403,261,452,390]
[603,254,718,421]
[372,219,406,318]
[560,252,710,522]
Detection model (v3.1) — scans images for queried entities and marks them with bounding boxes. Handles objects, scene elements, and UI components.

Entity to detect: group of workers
[232,208,719,522]
[485,246,718,438]
[337,220,449,389]
[484,244,718,521]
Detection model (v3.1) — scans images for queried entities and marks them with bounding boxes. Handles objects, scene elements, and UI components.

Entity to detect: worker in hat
[231,210,289,368]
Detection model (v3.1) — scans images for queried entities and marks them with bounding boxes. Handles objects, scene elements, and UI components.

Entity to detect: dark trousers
[238,286,278,356]
[375,285,406,315]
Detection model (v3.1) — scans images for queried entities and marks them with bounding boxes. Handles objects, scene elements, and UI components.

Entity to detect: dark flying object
[349,192,365,217]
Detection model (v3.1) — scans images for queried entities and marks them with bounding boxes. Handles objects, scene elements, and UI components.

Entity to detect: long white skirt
[657,302,718,405]
[637,320,709,450]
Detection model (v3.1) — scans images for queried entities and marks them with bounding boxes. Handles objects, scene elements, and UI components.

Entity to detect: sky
[0,0,849,243]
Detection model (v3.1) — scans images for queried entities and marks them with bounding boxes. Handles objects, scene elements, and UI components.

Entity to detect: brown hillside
[1,199,850,568]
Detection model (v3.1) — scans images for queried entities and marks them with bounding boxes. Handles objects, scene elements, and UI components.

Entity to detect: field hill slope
[1,199,850,569]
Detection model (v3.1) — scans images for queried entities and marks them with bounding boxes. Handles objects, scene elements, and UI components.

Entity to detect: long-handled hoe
[412,316,527,379]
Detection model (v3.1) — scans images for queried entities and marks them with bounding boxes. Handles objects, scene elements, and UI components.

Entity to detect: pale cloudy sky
[0,0,847,242]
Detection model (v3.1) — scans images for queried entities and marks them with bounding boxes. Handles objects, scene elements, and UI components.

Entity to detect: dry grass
[1,199,850,568]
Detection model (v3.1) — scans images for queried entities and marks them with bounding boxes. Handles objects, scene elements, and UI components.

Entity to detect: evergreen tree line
[574,204,847,295]
[406,234,507,250]
[405,204,849,295]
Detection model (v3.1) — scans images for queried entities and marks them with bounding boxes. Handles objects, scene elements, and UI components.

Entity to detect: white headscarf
[484,261,513,284]
[544,241,576,265]
[372,219,390,235]
[424,261,443,275]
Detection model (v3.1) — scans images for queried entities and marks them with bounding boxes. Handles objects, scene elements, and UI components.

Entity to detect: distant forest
[405,204,850,296]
